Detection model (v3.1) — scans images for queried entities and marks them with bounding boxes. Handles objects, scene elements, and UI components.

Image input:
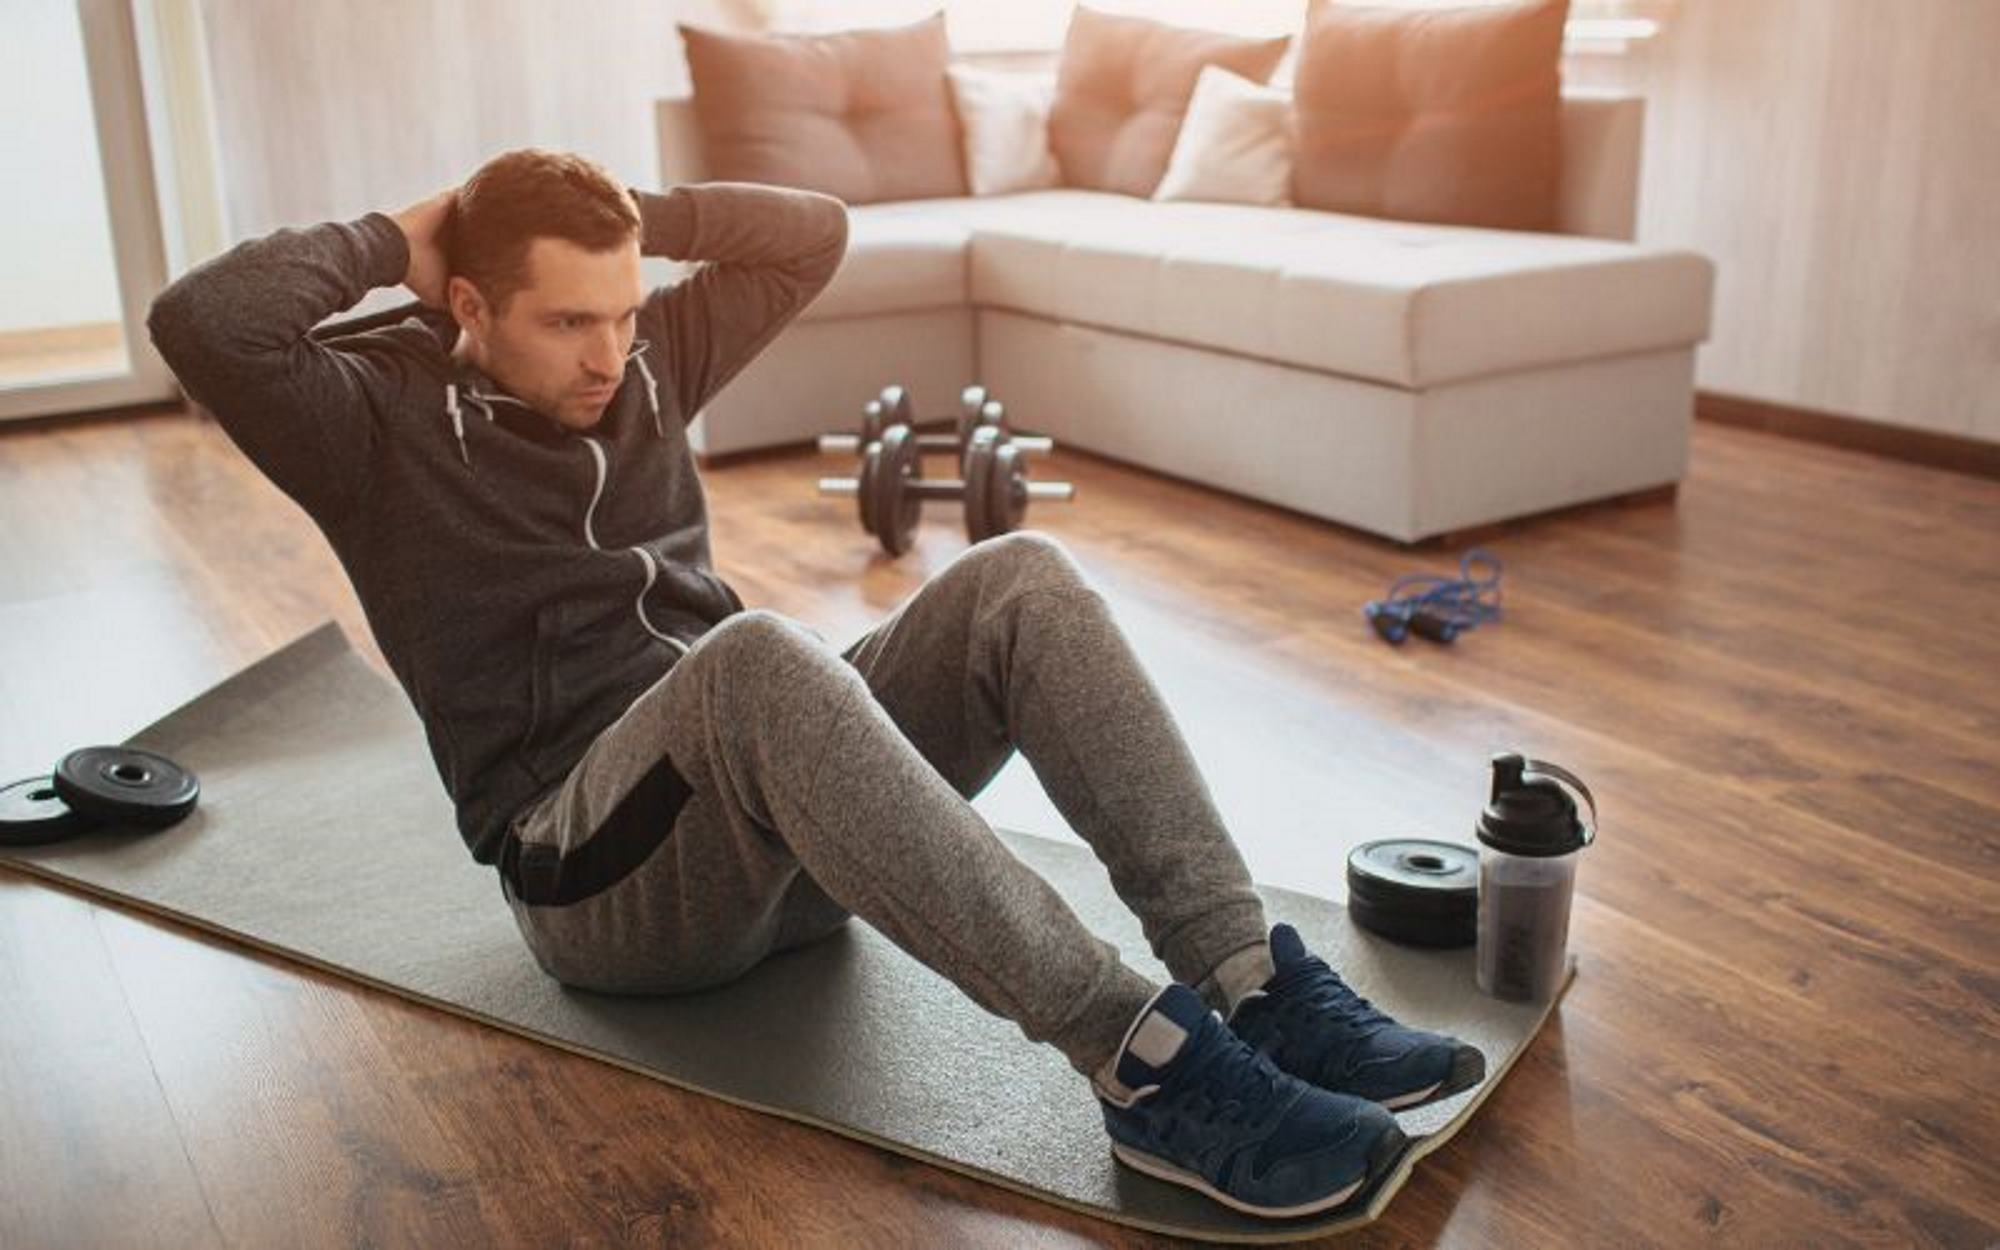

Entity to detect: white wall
[0,0,124,333]
[186,0,749,318]
[194,0,744,239]
[1569,0,2000,444]
[184,0,1998,444]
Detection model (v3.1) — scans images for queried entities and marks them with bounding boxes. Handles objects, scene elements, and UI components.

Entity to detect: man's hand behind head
[390,189,456,308]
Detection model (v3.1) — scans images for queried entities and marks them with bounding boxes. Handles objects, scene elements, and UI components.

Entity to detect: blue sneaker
[1226,923,1487,1111]
[1095,982,1408,1219]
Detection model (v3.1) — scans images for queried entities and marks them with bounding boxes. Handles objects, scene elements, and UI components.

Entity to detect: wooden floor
[1,408,1995,1248]
[0,323,129,387]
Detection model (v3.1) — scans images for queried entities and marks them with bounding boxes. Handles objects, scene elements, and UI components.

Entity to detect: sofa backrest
[654,81,1643,242]
[1556,88,1643,242]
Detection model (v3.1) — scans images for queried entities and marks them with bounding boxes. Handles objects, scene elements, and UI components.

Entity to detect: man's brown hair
[447,149,641,312]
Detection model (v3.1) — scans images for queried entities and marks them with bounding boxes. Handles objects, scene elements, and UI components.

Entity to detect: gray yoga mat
[0,623,1572,1243]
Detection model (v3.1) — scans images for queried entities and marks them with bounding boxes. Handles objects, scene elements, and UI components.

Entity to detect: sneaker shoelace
[1155,1019,1286,1143]
[1264,954,1397,1035]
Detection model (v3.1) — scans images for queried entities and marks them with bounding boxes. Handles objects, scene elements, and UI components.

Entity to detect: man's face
[452,235,644,431]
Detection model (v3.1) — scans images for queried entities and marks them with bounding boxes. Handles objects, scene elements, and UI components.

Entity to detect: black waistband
[495,753,693,908]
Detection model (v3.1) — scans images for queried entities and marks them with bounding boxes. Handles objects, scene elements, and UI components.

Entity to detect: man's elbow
[802,194,851,289]
[818,192,850,252]
[145,272,242,404]
[146,277,204,373]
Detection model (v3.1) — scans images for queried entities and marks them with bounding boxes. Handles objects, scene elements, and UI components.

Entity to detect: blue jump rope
[1363,548,1504,644]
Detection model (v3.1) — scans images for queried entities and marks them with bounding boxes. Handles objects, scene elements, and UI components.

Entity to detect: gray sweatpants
[499,531,1271,1088]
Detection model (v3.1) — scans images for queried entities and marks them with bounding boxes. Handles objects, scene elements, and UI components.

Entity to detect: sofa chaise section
[654,89,1714,544]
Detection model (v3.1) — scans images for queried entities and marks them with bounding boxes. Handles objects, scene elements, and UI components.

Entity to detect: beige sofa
[655,85,1715,545]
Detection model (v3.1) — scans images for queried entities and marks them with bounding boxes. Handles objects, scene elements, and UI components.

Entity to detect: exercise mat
[0,623,1573,1243]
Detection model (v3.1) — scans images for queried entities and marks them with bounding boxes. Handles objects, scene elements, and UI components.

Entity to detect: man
[148,149,1483,1219]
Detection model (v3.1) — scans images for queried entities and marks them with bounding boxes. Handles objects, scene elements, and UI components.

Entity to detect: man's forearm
[634,183,849,422]
[149,214,409,397]
[633,182,847,278]
[146,214,409,525]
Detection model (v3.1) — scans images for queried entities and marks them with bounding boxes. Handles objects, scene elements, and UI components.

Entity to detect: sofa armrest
[1557,88,1644,241]
[656,95,708,186]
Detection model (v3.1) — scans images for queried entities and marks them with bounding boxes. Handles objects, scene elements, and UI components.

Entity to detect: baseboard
[0,397,186,434]
[1696,391,2000,480]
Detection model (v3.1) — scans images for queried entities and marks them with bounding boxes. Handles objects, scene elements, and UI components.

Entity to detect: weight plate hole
[110,763,151,784]
[1406,854,1447,872]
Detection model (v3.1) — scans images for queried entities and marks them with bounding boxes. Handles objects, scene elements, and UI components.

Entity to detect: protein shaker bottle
[1474,752,1597,1003]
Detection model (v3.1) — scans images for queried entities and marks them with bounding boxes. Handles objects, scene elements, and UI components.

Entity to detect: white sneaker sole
[1378,1045,1487,1110]
[1108,1140,1367,1219]
[1379,1080,1441,1110]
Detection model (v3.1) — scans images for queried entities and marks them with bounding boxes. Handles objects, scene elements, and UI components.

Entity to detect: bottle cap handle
[1519,758,1597,847]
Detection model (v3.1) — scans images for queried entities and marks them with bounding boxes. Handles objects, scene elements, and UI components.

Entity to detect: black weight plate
[960,419,996,481]
[860,399,886,448]
[995,442,1027,534]
[1347,838,1478,948]
[879,384,914,429]
[963,426,1000,542]
[1350,893,1475,949]
[876,424,922,556]
[53,746,201,829]
[957,385,989,445]
[0,776,93,846]
[858,440,882,538]
[1349,838,1479,895]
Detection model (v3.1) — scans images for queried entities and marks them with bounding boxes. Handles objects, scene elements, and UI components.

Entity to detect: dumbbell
[817,384,1054,460]
[817,423,1077,556]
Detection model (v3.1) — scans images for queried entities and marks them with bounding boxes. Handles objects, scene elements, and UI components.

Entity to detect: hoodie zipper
[580,434,691,657]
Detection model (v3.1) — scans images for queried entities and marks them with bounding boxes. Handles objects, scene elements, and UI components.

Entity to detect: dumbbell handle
[816,478,964,498]
[817,432,1055,456]
[818,478,1076,500]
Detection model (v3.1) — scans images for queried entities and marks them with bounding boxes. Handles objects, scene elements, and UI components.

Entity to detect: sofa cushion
[958,192,1713,387]
[800,199,980,322]
[677,16,966,205]
[1048,7,1290,197]
[1152,65,1294,207]
[1291,0,1568,232]
[800,193,1144,323]
[947,66,1062,196]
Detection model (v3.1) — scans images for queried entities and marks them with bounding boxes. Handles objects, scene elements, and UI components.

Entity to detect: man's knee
[692,609,858,704]
[967,530,1093,596]
[700,607,825,659]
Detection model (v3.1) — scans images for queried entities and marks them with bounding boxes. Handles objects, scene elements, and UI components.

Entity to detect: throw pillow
[1048,6,1291,198]
[677,14,967,205]
[946,65,1062,196]
[1291,0,1569,231]
[1152,64,1294,206]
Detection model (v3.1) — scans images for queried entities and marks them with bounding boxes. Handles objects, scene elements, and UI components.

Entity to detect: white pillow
[1152,64,1294,206]
[946,65,1062,197]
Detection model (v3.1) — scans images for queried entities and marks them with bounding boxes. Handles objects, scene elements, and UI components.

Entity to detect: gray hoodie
[147,182,850,868]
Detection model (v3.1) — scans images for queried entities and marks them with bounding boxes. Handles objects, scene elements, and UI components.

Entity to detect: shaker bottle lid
[1475,752,1598,857]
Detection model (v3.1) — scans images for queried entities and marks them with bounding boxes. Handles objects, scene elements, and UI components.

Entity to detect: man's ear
[447,275,490,338]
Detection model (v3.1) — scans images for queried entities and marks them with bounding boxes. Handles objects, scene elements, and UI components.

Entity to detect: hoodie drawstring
[444,343,663,471]
[626,340,663,438]
[442,383,528,472]
[445,383,468,466]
